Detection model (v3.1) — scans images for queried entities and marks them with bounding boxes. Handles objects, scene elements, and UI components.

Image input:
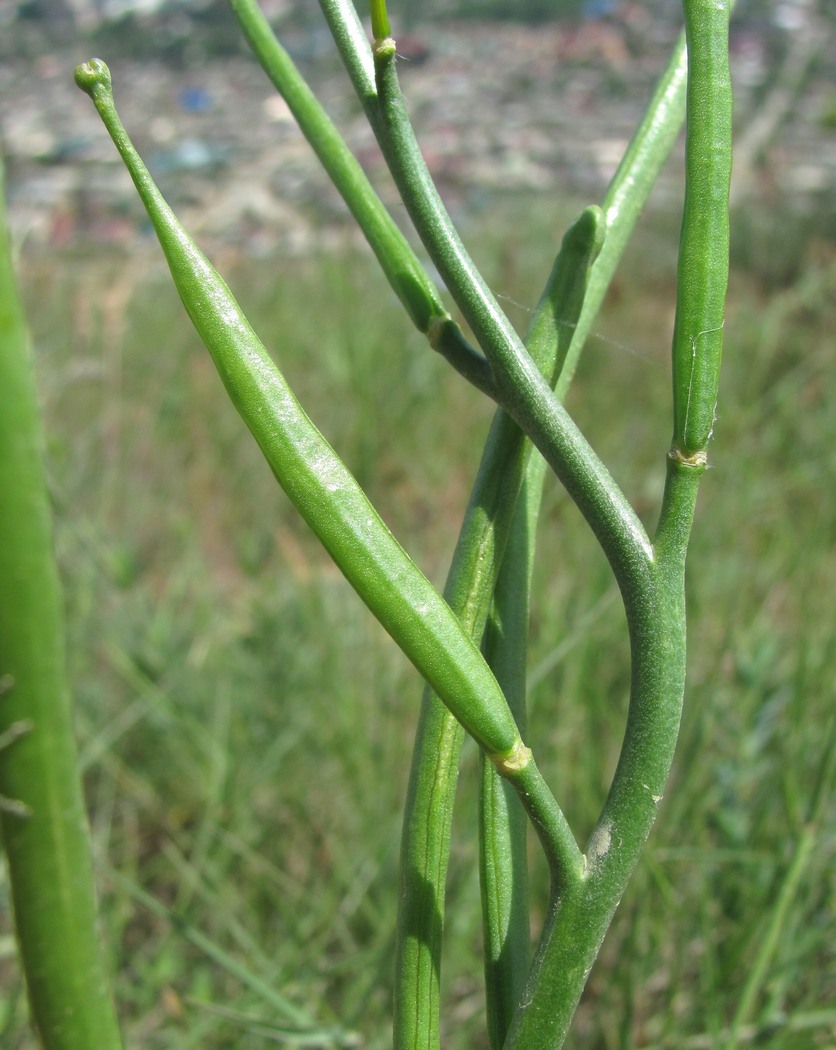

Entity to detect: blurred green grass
[1,195,834,1049]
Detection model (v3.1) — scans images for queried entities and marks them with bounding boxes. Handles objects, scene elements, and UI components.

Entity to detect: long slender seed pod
[229,0,432,330]
[670,0,732,457]
[0,160,124,1050]
[395,209,603,1050]
[74,57,520,761]
[368,7,521,371]
[559,32,687,396]
[325,4,716,1041]
[565,0,736,393]
[595,0,733,884]
[479,680,529,1050]
[229,0,494,397]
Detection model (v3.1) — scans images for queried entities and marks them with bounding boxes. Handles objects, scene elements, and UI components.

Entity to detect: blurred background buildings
[0,0,833,267]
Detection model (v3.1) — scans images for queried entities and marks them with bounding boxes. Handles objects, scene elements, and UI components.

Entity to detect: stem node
[490,740,533,776]
[668,445,708,469]
[373,35,396,58]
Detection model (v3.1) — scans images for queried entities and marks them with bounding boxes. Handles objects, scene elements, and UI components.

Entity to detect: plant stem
[366,14,704,1045]
[0,159,124,1050]
[317,0,379,114]
[502,543,691,1050]
[370,31,653,599]
[393,208,602,1050]
[369,0,390,43]
[505,1,732,1043]
[476,208,609,1048]
[570,0,736,392]
[478,494,533,1050]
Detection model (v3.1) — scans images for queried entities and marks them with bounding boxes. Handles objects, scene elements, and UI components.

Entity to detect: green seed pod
[0,155,124,1050]
[670,0,732,457]
[75,59,524,762]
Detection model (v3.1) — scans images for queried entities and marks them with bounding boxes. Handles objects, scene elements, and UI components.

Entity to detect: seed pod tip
[74,58,111,97]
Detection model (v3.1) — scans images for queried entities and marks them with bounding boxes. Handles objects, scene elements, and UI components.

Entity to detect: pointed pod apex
[578,204,607,254]
[74,58,112,98]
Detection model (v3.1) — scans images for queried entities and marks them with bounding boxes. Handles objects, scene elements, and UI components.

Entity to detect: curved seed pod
[74,59,521,762]
[0,159,124,1050]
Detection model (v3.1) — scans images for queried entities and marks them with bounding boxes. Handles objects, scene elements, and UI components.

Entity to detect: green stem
[478,488,534,1050]
[0,160,124,1050]
[505,1,732,1043]
[370,36,527,369]
[500,460,700,1046]
[503,526,691,1050]
[476,209,609,1048]
[354,23,701,1036]
[317,0,379,116]
[369,0,390,43]
[393,209,602,1050]
[479,753,529,1050]
[568,0,736,390]
[371,33,653,601]
[380,17,700,1042]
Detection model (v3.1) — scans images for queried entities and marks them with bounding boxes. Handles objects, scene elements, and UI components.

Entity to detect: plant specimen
[0,0,732,1046]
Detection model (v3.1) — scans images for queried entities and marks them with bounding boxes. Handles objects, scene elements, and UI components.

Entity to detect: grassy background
[1,192,835,1048]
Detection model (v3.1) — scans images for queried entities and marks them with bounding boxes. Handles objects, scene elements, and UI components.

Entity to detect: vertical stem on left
[0,161,124,1050]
